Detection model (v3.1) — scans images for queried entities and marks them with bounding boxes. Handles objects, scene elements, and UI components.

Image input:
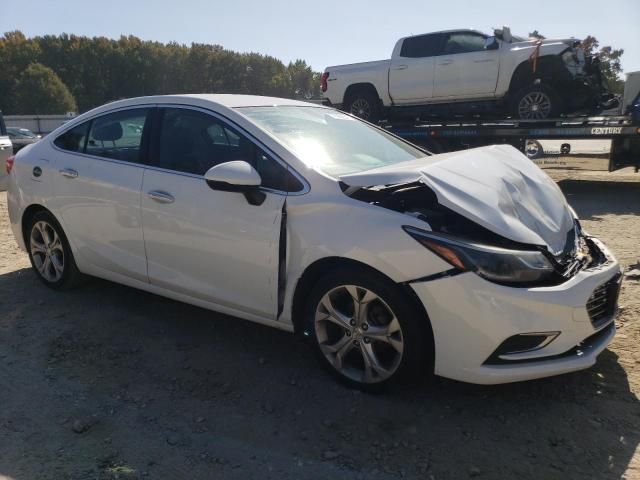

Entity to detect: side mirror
[204,161,265,206]
[485,36,499,51]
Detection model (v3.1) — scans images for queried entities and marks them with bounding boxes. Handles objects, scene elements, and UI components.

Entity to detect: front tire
[27,210,83,289]
[305,267,431,390]
[511,85,561,120]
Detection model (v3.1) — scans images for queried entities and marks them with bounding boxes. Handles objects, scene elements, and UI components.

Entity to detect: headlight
[403,226,555,285]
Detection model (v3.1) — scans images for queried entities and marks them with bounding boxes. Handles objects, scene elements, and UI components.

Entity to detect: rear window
[400,34,445,58]
[54,121,90,153]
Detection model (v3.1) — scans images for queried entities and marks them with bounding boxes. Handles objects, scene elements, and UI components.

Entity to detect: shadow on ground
[559,180,640,220]
[0,267,637,480]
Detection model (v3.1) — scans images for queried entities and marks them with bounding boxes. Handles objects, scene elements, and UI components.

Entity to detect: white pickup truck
[321,27,608,121]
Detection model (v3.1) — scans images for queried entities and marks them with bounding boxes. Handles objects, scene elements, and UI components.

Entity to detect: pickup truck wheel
[345,91,380,123]
[512,85,561,120]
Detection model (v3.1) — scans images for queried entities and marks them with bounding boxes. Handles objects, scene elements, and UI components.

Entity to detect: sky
[1,0,638,75]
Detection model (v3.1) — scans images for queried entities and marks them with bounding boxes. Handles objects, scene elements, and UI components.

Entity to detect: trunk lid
[340,145,575,256]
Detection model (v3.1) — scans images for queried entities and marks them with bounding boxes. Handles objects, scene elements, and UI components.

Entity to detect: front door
[433,32,500,98]
[141,107,290,319]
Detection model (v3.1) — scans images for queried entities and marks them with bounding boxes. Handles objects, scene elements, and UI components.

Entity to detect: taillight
[321,72,329,92]
[6,155,15,174]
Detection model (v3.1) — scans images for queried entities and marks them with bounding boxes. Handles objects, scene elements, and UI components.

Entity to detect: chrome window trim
[50,103,156,167]
[50,102,311,196]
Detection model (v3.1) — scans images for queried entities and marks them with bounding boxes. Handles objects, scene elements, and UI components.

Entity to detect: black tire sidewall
[304,268,431,390]
[346,91,380,123]
[512,85,561,119]
[27,211,79,289]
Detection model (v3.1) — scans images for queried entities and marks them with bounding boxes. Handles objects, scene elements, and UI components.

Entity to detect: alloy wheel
[350,99,372,120]
[314,285,404,384]
[518,91,552,119]
[30,221,65,282]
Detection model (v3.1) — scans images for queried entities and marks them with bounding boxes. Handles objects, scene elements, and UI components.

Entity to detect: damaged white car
[6,95,622,389]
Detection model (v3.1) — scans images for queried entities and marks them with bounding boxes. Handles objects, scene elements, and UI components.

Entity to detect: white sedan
[6,95,622,389]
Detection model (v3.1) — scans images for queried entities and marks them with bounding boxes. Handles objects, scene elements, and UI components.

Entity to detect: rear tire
[511,84,561,120]
[27,210,83,289]
[304,267,432,391]
[344,90,381,123]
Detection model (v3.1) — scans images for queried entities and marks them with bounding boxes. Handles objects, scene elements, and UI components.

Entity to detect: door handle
[147,190,175,204]
[473,59,494,63]
[59,168,79,178]
[438,60,453,65]
[392,65,408,70]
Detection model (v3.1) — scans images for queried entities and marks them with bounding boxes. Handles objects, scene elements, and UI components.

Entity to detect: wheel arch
[508,56,565,95]
[21,204,52,247]
[343,83,382,106]
[290,256,435,362]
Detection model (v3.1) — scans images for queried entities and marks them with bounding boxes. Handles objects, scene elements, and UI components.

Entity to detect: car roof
[182,94,317,108]
[98,94,318,110]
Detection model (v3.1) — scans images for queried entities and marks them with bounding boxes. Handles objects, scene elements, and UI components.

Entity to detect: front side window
[54,121,90,153]
[238,106,427,177]
[85,108,150,163]
[157,108,302,191]
[442,33,487,55]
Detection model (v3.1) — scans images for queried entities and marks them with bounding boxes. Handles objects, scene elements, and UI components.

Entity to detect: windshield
[237,106,427,176]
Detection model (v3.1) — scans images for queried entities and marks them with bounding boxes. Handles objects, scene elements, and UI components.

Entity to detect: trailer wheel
[525,139,544,159]
[345,90,381,123]
[511,85,561,120]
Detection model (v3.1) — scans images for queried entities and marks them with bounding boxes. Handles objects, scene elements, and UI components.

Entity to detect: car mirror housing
[485,36,499,50]
[204,161,265,205]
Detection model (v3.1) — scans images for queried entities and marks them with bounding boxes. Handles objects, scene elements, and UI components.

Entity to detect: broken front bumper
[410,239,622,384]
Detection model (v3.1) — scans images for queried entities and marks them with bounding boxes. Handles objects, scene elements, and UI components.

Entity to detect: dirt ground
[0,163,639,480]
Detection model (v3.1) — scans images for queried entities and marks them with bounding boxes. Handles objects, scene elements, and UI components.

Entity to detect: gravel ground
[0,167,639,480]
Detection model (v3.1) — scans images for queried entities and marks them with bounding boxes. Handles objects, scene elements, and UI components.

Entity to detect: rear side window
[85,108,150,163]
[0,111,6,136]
[156,107,303,191]
[442,32,487,55]
[400,34,444,58]
[54,122,90,152]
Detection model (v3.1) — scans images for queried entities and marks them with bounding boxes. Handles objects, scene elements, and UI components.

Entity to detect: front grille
[586,274,622,328]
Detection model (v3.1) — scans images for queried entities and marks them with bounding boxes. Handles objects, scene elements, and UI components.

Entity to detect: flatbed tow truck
[357,72,640,172]
[381,113,640,172]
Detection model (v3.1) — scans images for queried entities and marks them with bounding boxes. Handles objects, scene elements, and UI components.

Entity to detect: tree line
[0,31,321,115]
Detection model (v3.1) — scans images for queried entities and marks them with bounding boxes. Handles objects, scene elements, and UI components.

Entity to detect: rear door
[433,31,500,98]
[49,107,151,282]
[389,34,445,104]
[140,106,300,319]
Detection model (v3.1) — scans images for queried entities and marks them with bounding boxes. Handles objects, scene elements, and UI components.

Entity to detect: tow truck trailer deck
[381,114,640,172]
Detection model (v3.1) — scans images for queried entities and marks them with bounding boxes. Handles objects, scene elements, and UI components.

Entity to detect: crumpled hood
[340,145,575,255]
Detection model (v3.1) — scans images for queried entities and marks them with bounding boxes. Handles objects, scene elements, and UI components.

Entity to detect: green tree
[0,31,42,113]
[1,31,323,112]
[13,63,77,114]
[287,59,319,99]
[581,36,625,93]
